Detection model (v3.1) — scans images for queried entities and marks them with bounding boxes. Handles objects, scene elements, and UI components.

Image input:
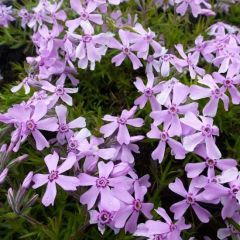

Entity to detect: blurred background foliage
[0,0,240,239]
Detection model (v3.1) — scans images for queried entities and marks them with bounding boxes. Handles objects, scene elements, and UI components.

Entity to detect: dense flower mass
[0,0,240,239]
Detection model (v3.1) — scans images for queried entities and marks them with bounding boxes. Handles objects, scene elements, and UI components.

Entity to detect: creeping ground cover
[0,0,240,239]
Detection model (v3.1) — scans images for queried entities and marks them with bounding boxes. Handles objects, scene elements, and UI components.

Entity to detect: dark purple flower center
[133,199,142,211]
[98,210,112,224]
[80,11,89,21]
[206,158,216,168]
[147,55,154,63]
[170,223,177,232]
[160,131,169,141]
[223,78,233,88]
[145,33,153,42]
[161,54,172,62]
[48,170,59,182]
[26,120,36,131]
[55,85,65,96]
[216,43,225,51]
[122,46,131,55]
[230,185,239,197]
[196,43,203,51]
[82,34,92,43]
[168,104,179,115]
[154,234,165,240]
[209,177,218,183]
[96,177,109,188]
[186,193,195,204]
[117,117,127,125]
[68,139,78,150]
[211,88,222,98]
[59,123,69,133]
[144,88,154,97]
[201,125,213,137]
[187,57,193,66]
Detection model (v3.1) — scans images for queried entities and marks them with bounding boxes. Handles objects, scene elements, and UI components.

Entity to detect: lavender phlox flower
[78,136,116,172]
[181,112,221,159]
[147,124,186,163]
[202,168,240,219]
[151,83,198,136]
[134,77,162,111]
[113,181,153,233]
[11,74,37,95]
[67,128,91,154]
[212,71,240,104]
[107,29,143,70]
[190,74,229,117]
[32,151,79,206]
[175,44,205,79]
[156,78,189,106]
[78,161,133,211]
[130,23,162,59]
[159,47,183,77]
[89,205,119,235]
[111,135,144,164]
[185,144,237,178]
[0,3,15,27]
[40,74,78,106]
[100,106,144,145]
[66,0,103,33]
[55,104,86,144]
[169,177,213,223]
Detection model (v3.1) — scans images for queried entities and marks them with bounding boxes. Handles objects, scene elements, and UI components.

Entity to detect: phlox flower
[0,3,15,27]
[78,161,133,211]
[108,29,143,70]
[203,168,240,219]
[130,23,162,59]
[159,48,182,77]
[41,74,78,106]
[32,152,80,206]
[169,178,212,223]
[145,53,161,81]
[26,51,65,80]
[78,136,116,172]
[67,128,91,154]
[188,35,213,63]
[185,145,237,178]
[113,182,153,233]
[135,207,191,239]
[190,74,229,117]
[134,77,162,111]
[66,0,103,33]
[151,83,198,136]
[175,44,205,79]
[156,78,189,106]
[55,104,86,144]
[9,101,58,151]
[111,135,144,164]
[147,125,186,163]
[208,22,238,37]
[100,106,144,145]
[217,214,240,239]
[89,206,119,235]
[213,71,240,104]
[181,112,221,159]
[11,74,37,94]
[68,30,113,70]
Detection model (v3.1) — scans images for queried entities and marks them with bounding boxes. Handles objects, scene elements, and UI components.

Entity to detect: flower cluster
[0,0,240,239]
